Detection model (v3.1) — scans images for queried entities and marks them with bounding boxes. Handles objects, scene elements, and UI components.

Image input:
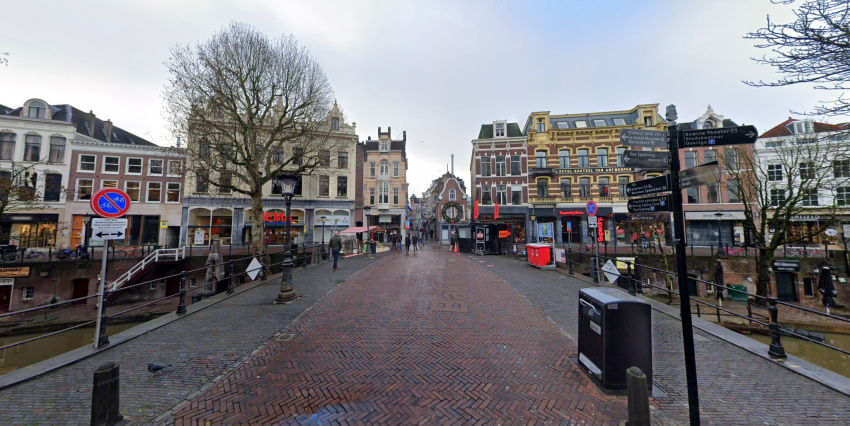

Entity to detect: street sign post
[91,218,128,240]
[601,259,620,284]
[585,201,597,216]
[620,128,669,149]
[623,150,670,170]
[90,188,131,218]
[679,161,722,189]
[627,195,671,213]
[625,175,670,197]
[681,125,758,148]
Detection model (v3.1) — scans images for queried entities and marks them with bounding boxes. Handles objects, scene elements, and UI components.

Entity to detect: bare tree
[726,129,850,297]
[163,22,336,256]
[1,52,8,67]
[746,0,850,116]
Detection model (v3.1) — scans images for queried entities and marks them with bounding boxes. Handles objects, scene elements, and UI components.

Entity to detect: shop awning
[340,226,379,234]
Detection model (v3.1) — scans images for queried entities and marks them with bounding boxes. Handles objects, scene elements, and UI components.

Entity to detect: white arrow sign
[90,218,128,240]
[601,259,620,284]
[246,257,262,281]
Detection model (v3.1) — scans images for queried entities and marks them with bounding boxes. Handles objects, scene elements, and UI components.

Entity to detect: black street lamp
[715,211,724,255]
[275,173,299,303]
[319,215,327,253]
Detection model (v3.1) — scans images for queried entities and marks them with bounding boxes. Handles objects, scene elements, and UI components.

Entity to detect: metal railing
[106,247,186,292]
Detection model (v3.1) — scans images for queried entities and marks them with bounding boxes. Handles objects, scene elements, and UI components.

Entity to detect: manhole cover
[277,333,295,341]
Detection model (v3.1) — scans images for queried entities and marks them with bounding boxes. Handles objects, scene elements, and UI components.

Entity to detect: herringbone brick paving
[171,247,628,424]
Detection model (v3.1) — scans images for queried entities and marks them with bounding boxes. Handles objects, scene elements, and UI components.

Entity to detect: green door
[776,273,798,302]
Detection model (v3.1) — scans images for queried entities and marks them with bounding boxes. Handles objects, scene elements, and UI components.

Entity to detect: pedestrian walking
[329,231,342,271]
[412,234,418,252]
[405,235,411,253]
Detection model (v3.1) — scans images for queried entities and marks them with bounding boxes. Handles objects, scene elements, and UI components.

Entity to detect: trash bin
[578,287,652,389]
[728,284,748,301]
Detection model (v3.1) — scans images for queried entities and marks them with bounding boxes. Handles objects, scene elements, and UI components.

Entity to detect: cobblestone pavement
[171,245,627,424]
[0,253,382,424]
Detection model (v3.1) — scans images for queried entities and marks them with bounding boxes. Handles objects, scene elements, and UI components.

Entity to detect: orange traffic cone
[453,242,458,253]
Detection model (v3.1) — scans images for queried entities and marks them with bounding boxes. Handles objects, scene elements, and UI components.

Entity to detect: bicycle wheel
[27,251,45,260]
[1,252,17,262]
[114,249,127,258]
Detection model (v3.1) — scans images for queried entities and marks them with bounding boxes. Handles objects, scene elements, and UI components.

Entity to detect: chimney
[105,120,113,142]
[388,127,391,139]
[378,127,381,135]
[451,153,454,176]
[87,111,96,137]
[403,130,406,142]
[177,136,181,148]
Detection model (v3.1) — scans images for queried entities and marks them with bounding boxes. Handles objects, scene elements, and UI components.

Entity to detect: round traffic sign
[586,201,597,216]
[90,188,131,218]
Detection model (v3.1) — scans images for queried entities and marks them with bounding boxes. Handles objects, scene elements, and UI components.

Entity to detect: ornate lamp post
[275,173,299,303]
[319,215,327,254]
[715,211,724,255]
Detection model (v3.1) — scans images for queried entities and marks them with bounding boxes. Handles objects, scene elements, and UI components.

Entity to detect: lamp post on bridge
[275,173,298,303]
[715,211,724,255]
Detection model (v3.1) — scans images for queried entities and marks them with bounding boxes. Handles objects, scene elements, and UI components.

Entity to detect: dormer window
[702,120,714,129]
[790,120,814,135]
[380,140,388,152]
[331,117,340,130]
[27,101,47,119]
[494,123,505,137]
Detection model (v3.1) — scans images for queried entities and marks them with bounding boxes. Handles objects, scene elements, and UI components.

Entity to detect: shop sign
[772,260,800,272]
[558,167,632,174]
[0,267,30,277]
[194,229,205,245]
[597,217,604,242]
[262,212,299,223]
[790,215,820,222]
[558,210,585,216]
[160,220,168,229]
[498,230,511,238]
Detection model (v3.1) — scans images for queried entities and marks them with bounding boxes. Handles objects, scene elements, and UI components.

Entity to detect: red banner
[474,200,479,219]
[494,202,500,220]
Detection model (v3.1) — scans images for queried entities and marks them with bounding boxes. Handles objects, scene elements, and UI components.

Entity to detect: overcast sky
[1,0,841,196]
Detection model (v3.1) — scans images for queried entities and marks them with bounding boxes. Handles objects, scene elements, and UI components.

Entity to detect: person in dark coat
[329,231,342,271]
[405,235,411,253]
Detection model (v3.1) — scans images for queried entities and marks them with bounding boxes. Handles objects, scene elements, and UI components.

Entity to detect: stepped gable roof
[760,118,845,138]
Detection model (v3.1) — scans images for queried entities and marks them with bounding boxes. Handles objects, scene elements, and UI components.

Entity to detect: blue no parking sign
[585,201,597,216]
[90,188,131,218]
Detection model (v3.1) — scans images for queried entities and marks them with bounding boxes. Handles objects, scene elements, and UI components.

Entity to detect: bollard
[227,260,235,293]
[90,362,123,426]
[568,248,574,275]
[767,297,787,359]
[626,366,651,426]
[176,271,187,314]
[626,262,635,296]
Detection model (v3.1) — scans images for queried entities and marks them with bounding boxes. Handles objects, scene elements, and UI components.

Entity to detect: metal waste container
[578,287,652,389]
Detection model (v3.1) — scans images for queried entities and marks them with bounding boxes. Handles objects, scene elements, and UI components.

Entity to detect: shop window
[338,152,348,168]
[166,182,181,203]
[21,287,34,301]
[127,157,142,174]
[125,181,141,202]
[101,179,118,189]
[148,159,163,176]
[44,173,61,202]
[76,178,94,200]
[24,135,41,161]
[147,182,162,202]
[48,137,65,163]
[0,132,15,160]
[319,175,329,196]
[337,176,347,197]
[167,160,182,177]
[103,156,120,173]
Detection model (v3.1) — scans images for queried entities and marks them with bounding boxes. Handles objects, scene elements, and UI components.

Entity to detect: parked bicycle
[0,245,19,262]
[114,246,143,258]
[55,245,90,260]
[724,246,748,256]
[786,247,824,257]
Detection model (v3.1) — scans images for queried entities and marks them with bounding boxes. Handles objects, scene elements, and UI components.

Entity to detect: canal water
[746,331,850,378]
[0,322,141,374]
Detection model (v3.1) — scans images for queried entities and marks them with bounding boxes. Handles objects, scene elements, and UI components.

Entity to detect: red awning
[340,226,379,234]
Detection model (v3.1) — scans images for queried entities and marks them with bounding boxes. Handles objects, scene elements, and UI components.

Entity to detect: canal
[0,322,142,374]
[746,331,850,378]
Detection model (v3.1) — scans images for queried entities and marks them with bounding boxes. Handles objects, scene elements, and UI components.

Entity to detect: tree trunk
[249,194,267,258]
[755,248,773,300]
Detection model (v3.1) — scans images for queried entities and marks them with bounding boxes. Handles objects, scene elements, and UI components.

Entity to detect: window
[272,148,285,164]
[219,171,232,193]
[331,117,340,130]
[166,182,181,203]
[837,187,850,206]
[724,148,739,171]
[338,152,348,168]
[802,189,819,206]
[579,178,591,197]
[319,150,330,167]
[537,178,549,198]
[292,148,303,166]
[767,164,783,181]
[49,137,65,163]
[337,176,347,197]
[559,150,570,168]
[728,180,741,203]
[380,140,389,152]
[704,150,717,164]
[575,120,587,128]
[76,178,94,200]
[449,189,456,201]
[496,185,507,204]
[24,135,41,161]
[148,159,163,176]
[707,183,721,203]
[765,141,783,148]
[147,182,162,202]
[684,151,697,169]
[167,160,182,177]
[833,160,850,178]
[318,175,329,196]
[618,177,629,195]
[199,142,211,160]
[597,148,609,167]
[101,180,118,189]
[214,106,223,118]
[379,182,389,204]
[537,122,545,133]
[578,149,589,168]
[510,155,521,175]
[593,119,606,127]
[687,187,700,203]
[21,287,34,301]
[369,162,375,177]
[44,173,61,202]
[368,187,375,205]
[616,148,625,167]
[27,101,46,119]
[271,177,282,195]
[535,151,546,168]
[196,171,210,193]
[0,133,14,160]
[103,156,120,173]
[495,156,506,176]
[482,184,492,205]
[495,123,505,137]
[393,187,399,204]
[125,181,141,201]
[770,189,785,206]
[379,161,389,176]
[124,158,140,174]
[702,120,715,129]
[393,161,400,177]
[644,116,653,126]
[560,178,571,197]
[800,162,813,180]
[511,187,522,205]
[294,176,302,196]
[598,177,610,197]
[255,144,263,160]
[613,118,626,126]
[481,157,491,176]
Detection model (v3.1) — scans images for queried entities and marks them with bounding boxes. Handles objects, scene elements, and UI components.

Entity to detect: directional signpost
[623,149,670,170]
[620,128,669,149]
[627,194,671,213]
[682,125,758,148]
[679,161,722,189]
[91,218,128,240]
[625,175,670,197]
